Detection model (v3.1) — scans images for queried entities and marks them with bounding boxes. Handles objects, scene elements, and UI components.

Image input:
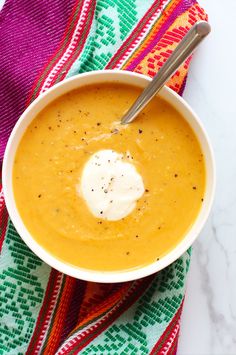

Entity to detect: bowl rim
[2,69,216,283]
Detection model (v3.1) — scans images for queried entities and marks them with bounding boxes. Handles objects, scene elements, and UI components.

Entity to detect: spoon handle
[121,21,211,125]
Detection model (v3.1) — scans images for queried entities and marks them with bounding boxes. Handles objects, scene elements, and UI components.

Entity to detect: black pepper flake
[136,235,139,238]
[145,189,149,193]
[126,252,130,255]
[97,122,101,126]
[192,186,197,190]
[158,226,161,230]
[110,200,113,203]
[111,128,119,134]
[34,126,37,129]
[38,194,42,198]
[100,211,103,214]
[201,198,204,202]
[91,189,94,192]
[104,189,108,193]
[48,126,52,130]
[156,257,160,261]
[174,174,178,178]
[74,130,77,134]
[138,129,143,134]
[70,170,73,173]
[155,138,158,142]
[98,221,103,224]
[84,131,87,135]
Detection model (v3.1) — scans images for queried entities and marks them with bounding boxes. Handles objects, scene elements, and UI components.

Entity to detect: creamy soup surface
[13,83,205,271]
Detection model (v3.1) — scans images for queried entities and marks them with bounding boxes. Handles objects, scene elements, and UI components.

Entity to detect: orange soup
[13,83,205,271]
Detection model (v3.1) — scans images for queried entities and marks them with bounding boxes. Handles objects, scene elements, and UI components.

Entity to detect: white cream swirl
[78,149,145,221]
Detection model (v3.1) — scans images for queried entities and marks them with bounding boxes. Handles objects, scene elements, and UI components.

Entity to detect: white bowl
[2,70,215,283]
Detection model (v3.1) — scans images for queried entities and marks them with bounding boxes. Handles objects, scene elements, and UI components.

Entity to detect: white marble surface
[178,1,236,354]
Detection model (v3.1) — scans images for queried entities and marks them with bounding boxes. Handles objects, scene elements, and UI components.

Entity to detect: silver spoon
[121,21,211,125]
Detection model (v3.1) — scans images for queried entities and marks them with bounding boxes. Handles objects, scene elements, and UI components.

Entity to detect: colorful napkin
[0,1,207,354]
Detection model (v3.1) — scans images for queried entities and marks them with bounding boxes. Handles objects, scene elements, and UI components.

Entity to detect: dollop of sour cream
[78,149,145,221]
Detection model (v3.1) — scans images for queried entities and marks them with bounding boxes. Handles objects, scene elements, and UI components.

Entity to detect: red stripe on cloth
[57,276,155,354]
[26,0,83,105]
[41,277,78,354]
[47,0,96,87]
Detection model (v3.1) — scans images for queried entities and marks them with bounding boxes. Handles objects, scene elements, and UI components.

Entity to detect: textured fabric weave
[0,1,207,354]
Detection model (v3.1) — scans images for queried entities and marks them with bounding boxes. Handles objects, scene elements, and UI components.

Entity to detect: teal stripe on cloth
[0,221,51,355]
[66,0,155,77]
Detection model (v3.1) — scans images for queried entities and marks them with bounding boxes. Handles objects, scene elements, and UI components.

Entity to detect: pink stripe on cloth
[0,0,76,159]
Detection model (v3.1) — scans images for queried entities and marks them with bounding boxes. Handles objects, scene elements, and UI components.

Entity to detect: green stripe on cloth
[0,221,50,355]
[67,0,155,76]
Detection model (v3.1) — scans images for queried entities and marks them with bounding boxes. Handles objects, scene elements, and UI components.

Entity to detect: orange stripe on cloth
[121,0,181,70]
[123,3,207,94]
[74,283,131,331]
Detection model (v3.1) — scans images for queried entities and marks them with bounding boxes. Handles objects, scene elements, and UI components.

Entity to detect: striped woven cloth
[0,1,207,354]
